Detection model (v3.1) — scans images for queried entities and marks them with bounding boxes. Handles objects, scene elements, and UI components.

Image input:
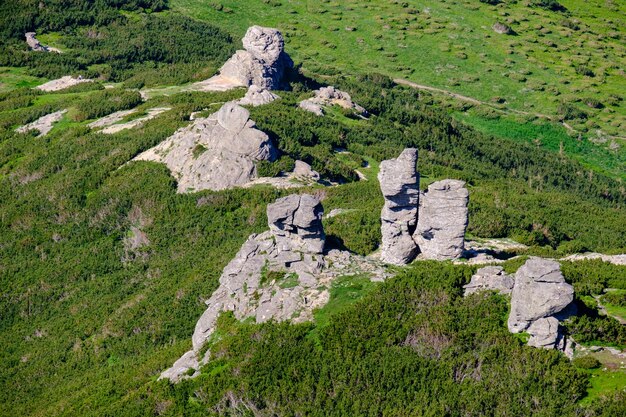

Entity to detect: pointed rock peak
[217,102,250,132]
[242,25,285,63]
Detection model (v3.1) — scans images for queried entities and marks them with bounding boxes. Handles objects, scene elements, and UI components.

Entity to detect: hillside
[1,1,626,416]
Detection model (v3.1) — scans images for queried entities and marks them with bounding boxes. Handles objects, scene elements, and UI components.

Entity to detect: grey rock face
[414,179,469,260]
[299,86,367,116]
[161,194,389,381]
[267,194,325,254]
[378,148,420,265]
[527,317,565,350]
[133,102,277,192]
[507,257,574,334]
[218,26,293,90]
[237,85,280,107]
[293,160,320,182]
[463,266,514,296]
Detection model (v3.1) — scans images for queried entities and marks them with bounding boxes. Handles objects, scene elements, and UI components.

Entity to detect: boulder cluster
[161,193,388,382]
[133,102,277,192]
[464,257,575,353]
[299,86,367,117]
[378,148,469,264]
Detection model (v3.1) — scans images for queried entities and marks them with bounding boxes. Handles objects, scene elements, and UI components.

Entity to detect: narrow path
[593,294,626,325]
[392,78,615,139]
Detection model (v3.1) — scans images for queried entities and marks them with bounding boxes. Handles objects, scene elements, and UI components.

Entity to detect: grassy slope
[172,0,626,137]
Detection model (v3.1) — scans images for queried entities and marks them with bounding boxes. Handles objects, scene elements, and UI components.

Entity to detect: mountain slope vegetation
[0,1,625,416]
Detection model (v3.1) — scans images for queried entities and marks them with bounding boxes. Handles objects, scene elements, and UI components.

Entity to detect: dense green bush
[572,356,601,370]
[70,88,142,121]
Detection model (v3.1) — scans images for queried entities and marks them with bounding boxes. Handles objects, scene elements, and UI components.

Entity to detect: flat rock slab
[36,76,91,92]
[463,265,514,296]
[15,110,67,137]
[100,107,171,134]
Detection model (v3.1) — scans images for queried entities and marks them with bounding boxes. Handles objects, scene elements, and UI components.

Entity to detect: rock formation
[161,193,388,382]
[35,76,91,92]
[463,266,514,296]
[15,110,67,137]
[133,102,277,192]
[25,32,61,53]
[377,149,469,264]
[299,86,367,116]
[508,257,574,350]
[414,180,469,260]
[237,85,280,106]
[293,160,320,182]
[378,148,420,265]
[209,26,293,90]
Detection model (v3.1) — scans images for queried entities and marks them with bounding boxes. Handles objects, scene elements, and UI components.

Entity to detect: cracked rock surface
[414,179,469,260]
[299,86,367,116]
[133,102,277,192]
[378,148,420,265]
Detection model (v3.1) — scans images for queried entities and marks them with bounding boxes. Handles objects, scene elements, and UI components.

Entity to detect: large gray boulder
[507,257,574,334]
[378,149,420,265]
[267,194,325,254]
[133,102,277,192]
[463,265,515,296]
[218,26,293,90]
[414,180,469,260]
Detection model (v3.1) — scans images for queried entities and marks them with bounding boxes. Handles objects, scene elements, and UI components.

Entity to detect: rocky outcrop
[293,160,320,182]
[463,266,514,296]
[299,86,367,116]
[133,102,277,192]
[414,180,469,260]
[508,258,574,350]
[237,85,280,106]
[25,32,61,53]
[205,26,293,91]
[35,76,91,92]
[161,194,388,382]
[15,110,67,137]
[378,149,421,265]
[377,149,469,264]
[267,194,325,254]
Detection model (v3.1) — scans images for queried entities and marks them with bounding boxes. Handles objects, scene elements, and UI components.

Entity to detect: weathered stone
[299,86,367,116]
[507,257,574,333]
[414,179,468,260]
[527,317,565,350]
[293,160,320,181]
[133,102,277,192]
[463,266,514,296]
[237,85,280,106]
[218,26,293,90]
[267,194,325,253]
[378,149,420,265]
